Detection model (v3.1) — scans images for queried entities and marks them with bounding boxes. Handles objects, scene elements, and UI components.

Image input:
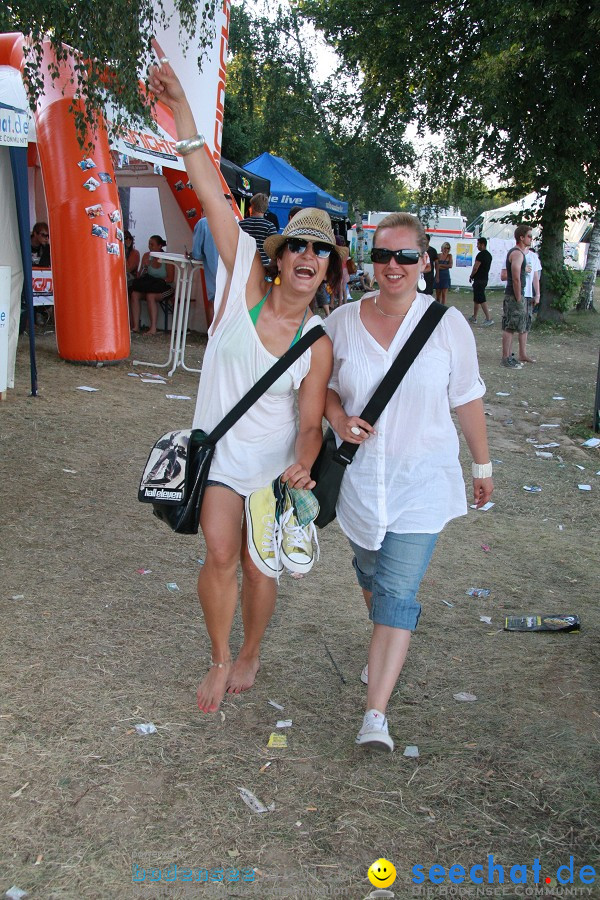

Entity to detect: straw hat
[263,207,349,262]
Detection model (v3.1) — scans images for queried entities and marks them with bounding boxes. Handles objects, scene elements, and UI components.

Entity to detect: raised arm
[148,61,241,273]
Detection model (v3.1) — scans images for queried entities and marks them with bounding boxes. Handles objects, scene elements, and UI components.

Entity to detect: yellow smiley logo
[367,858,397,888]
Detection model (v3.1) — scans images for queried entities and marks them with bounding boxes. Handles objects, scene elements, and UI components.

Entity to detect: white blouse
[192,229,322,495]
[325,294,485,550]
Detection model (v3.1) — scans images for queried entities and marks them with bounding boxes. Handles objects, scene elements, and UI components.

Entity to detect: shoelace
[280,507,320,561]
[260,514,283,580]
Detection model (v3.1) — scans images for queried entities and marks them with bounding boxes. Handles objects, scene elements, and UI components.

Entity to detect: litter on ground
[453,692,477,702]
[237,787,273,814]
[134,723,157,735]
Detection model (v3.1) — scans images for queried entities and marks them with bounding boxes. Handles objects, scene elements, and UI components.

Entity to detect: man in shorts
[468,237,494,325]
[501,224,533,369]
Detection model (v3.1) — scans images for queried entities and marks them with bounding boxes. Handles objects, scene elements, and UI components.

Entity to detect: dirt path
[1,294,599,899]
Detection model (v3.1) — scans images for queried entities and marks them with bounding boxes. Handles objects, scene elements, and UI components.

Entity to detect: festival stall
[243,152,347,227]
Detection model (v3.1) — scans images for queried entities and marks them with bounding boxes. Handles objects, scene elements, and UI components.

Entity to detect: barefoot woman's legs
[226,521,278,694]
[130,291,142,331]
[146,292,160,335]
[196,486,244,712]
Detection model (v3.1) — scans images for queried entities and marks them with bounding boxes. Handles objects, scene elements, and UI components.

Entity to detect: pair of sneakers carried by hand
[245,477,319,579]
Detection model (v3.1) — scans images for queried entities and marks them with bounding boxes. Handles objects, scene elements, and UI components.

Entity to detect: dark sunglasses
[38,232,49,238]
[371,248,422,265]
[286,238,332,259]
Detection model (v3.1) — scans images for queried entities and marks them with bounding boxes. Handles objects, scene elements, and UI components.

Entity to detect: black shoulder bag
[311,302,448,528]
[139,325,326,535]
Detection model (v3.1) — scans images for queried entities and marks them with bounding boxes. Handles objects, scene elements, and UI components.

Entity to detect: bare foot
[145,329,158,336]
[519,355,536,363]
[197,661,231,713]
[226,655,260,694]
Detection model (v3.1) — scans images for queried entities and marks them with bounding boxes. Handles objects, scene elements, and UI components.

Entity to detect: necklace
[373,297,408,319]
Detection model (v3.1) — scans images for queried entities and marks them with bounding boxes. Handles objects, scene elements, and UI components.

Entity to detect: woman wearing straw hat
[149,60,347,714]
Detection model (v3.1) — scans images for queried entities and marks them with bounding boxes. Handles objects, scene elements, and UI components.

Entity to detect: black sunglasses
[371,248,422,265]
[286,238,332,259]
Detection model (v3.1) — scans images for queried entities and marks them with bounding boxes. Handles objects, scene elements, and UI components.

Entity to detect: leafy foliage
[0,0,218,145]
[300,0,600,319]
[222,2,414,210]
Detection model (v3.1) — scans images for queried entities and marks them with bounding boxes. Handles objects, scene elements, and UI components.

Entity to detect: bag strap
[334,301,448,466]
[205,324,326,444]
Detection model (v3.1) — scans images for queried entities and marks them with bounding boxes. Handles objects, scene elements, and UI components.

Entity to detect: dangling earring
[417,274,426,292]
[274,274,281,286]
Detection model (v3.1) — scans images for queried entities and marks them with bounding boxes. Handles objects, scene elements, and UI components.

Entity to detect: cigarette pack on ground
[503,615,581,633]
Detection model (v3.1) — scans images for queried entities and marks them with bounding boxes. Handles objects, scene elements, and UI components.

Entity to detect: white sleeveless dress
[192,230,322,495]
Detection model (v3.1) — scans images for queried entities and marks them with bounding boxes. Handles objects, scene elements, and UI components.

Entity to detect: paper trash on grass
[166,582,180,592]
[479,616,493,625]
[136,568,152,575]
[467,588,490,598]
[268,700,284,711]
[578,484,592,491]
[523,485,542,492]
[453,692,477,702]
[62,468,77,473]
[481,544,490,552]
[10,594,25,600]
[5,887,28,900]
[552,396,566,400]
[575,464,585,470]
[76,385,99,392]
[440,599,454,608]
[141,377,167,384]
[540,424,560,428]
[267,732,288,749]
[581,437,600,448]
[237,786,274,814]
[536,451,553,459]
[535,442,560,448]
[127,372,140,377]
[403,745,419,758]
[165,394,192,400]
[470,501,495,511]
[276,720,293,728]
[496,391,511,396]
[134,723,157,735]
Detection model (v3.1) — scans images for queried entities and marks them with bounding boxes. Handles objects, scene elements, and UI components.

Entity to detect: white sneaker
[279,485,319,575]
[360,664,369,685]
[356,708,394,752]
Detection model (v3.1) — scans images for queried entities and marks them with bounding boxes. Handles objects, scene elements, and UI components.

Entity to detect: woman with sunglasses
[149,60,344,714]
[324,213,493,751]
[435,241,453,304]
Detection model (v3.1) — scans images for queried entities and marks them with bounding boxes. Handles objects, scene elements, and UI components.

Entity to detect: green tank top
[249,287,309,349]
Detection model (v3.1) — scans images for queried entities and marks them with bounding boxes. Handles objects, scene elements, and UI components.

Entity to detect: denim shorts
[205,479,245,499]
[348,532,439,630]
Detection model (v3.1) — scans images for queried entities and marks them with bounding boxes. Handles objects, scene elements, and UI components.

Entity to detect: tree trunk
[538,181,568,324]
[353,202,365,268]
[576,211,599,312]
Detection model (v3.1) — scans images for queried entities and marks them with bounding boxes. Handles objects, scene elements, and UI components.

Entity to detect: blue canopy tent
[243,152,348,228]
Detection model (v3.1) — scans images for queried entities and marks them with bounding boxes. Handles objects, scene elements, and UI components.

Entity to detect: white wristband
[472,462,493,479]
